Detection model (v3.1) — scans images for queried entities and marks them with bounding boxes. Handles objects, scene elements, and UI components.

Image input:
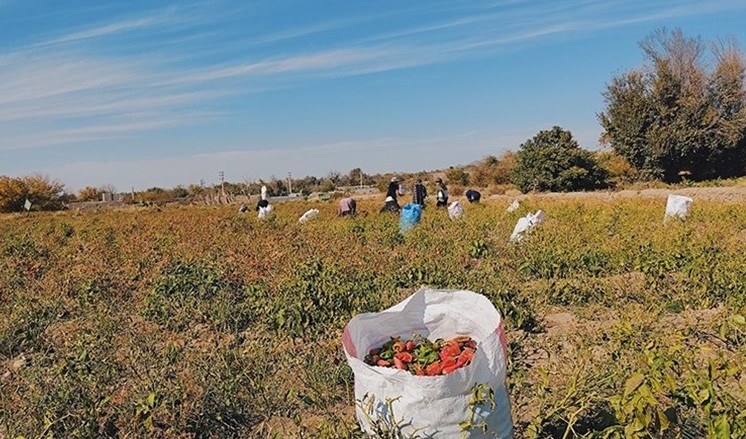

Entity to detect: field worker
[380,196,400,213]
[255,198,269,211]
[338,197,357,217]
[386,177,400,202]
[465,189,481,204]
[413,179,427,208]
[435,177,449,208]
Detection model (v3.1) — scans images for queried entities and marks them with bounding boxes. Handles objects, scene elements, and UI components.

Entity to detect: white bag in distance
[299,208,319,224]
[510,210,544,242]
[506,199,520,213]
[448,201,465,220]
[257,204,273,219]
[342,289,513,438]
[664,194,693,220]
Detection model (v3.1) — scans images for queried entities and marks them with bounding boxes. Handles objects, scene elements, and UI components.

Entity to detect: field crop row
[0,198,744,438]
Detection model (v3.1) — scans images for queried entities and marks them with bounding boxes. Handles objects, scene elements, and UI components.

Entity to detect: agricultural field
[1,196,744,438]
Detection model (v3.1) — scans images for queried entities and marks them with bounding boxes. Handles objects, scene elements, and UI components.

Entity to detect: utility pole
[360,168,363,188]
[218,171,225,196]
[287,172,292,195]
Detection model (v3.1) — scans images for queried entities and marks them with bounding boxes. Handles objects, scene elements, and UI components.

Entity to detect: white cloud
[32,17,161,47]
[2,0,742,156]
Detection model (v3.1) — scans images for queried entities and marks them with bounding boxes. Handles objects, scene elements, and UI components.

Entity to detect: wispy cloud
[2,0,743,158]
[32,17,161,47]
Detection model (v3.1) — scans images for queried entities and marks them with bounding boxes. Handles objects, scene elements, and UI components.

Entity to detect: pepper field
[1,197,744,438]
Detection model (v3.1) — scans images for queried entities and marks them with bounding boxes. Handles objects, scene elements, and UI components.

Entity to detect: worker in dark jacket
[413,179,427,208]
[465,189,481,204]
[380,196,400,213]
[386,177,400,202]
[255,198,269,211]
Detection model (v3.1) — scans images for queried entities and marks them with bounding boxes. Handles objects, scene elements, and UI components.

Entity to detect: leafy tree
[599,28,746,181]
[596,150,637,186]
[171,186,189,198]
[318,179,335,193]
[77,186,102,202]
[470,152,518,186]
[445,168,470,186]
[512,126,608,193]
[0,174,66,212]
[326,171,341,184]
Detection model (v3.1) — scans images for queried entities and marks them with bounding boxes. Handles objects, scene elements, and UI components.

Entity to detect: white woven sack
[342,288,513,438]
[664,194,693,220]
[510,210,544,242]
[448,201,465,220]
[299,208,319,224]
[257,204,273,219]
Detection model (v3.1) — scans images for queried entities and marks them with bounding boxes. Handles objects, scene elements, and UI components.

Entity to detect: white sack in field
[664,194,693,220]
[257,204,273,219]
[510,210,544,242]
[299,208,320,224]
[342,288,513,438]
[448,201,465,220]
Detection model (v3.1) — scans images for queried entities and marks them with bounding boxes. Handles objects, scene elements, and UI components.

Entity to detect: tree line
[456,28,745,193]
[1,28,744,212]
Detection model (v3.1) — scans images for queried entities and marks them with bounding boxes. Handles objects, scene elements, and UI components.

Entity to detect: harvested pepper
[363,335,477,376]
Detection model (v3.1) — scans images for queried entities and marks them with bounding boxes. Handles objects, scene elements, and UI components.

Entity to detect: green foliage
[512,126,609,192]
[1,198,744,438]
[599,28,746,182]
[460,383,496,435]
[356,395,423,438]
[445,167,470,186]
[144,261,250,332]
[0,174,66,212]
[470,152,518,187]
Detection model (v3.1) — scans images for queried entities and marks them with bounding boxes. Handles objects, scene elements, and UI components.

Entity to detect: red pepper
[425,361,442,376]
[414,364,425,376]
[394,357,406,370]
[441,357,457,370]
[442,364,459,374]
[457,348,474,367]
[395,351,413,363]
[441,342,461,359]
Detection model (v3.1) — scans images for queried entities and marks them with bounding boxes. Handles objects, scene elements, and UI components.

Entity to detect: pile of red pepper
[363,335,476,376]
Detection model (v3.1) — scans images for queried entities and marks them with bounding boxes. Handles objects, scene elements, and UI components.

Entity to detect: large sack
[510,210,544,242]
[342,288,513,438]
[399,203,422,232]
[448,201,465,220]
[664,194,693,220]
[257,204,273,219]
[299,208,319,224]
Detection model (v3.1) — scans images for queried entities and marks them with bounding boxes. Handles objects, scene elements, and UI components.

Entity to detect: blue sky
[1,0,745,191]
